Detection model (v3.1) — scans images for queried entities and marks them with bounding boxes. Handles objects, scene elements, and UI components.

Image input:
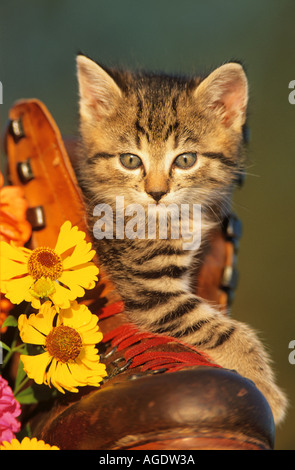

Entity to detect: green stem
[1,301,31,369]
[14,375,30,396]
[1,338,17,368]
[2,344,26,368]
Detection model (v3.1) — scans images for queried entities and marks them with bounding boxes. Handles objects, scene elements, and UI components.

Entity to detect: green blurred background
[1,0,294,450]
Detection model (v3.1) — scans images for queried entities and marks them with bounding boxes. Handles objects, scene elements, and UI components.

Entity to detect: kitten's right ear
[76,55,122,120]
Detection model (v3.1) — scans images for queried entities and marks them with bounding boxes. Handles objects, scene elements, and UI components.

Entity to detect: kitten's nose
[148,191,166,203]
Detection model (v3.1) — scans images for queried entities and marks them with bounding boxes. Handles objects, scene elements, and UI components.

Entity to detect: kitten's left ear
[193,62,248,130]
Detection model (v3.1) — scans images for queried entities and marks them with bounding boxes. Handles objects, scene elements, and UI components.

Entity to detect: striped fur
[76,55,287,424]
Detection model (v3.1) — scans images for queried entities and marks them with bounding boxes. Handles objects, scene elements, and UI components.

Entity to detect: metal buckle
[26,206,46,231]
[17,159,34,183]
[8,118,25,143]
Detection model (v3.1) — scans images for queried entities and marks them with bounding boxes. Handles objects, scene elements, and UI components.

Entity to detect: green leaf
[14,357,28,391]
[0,341,11,352]
[2,315,18,328]
[15,382,58,404]
[15,386,39,404]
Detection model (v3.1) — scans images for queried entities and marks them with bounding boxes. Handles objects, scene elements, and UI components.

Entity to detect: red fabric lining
[102,324,137,345]
[98,302,221,372]
[99,301,124,319]
[124,337,172,361]
[118,332,164,352]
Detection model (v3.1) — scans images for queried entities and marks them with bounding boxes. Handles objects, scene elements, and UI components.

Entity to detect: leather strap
[3,99,241,311]
[4,99,115,301]
[4,99,88,246]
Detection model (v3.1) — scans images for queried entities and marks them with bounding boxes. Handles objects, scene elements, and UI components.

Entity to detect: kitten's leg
[125,293,288,425]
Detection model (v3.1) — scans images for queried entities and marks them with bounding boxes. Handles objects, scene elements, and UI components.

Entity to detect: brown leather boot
[3,99,275,450]
[28,299,274,451]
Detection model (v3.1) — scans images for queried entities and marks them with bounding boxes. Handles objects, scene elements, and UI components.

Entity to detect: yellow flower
[18,301,107,393]
[0,221,99,309]
[0,437,59,450]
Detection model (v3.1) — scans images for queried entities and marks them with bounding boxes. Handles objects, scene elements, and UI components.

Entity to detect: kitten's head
[76,54,248,221]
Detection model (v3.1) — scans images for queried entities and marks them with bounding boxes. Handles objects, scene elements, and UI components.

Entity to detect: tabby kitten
[76,54,287,424]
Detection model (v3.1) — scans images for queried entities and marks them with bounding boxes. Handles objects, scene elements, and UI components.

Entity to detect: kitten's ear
[76,54,122,120]
[193,63,248,130]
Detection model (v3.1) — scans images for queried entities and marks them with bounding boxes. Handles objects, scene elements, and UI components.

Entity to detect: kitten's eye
[174,152,197,169]
[120,153,142,169]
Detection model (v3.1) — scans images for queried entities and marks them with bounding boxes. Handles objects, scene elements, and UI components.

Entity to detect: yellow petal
[43,358,63,392]
[67,361,90,382]
[0,258,28,280]
[2,275,34,304]
[0,439,22,450]
[38,301,58,328]
[17,437,32,449]
[59,303,103,344]
[60,302,92,328]
[48,360,79,393]
[68,360,105,384]
[30,296,41,310]
[20,352,52,385]
[18,314,46,345]
[19,302,57,344]
[30,438,59,450]
[80,329,103,345]
[0,437,59,450]
[78,347,105,370]
[45,353,106,393]
[54,221,86,256]
[78,345,98,363]
[71,360,107,386]
[62,241,96,270]
[58,271,86,296]
[0,241,30,263]
[59,263,99,290]
[77,313,100,332]
[49,283,76,309]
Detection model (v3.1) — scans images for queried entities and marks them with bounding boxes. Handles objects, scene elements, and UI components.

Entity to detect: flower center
[27,247,63,280]
[30,277,56,299]
[45,325,83,363]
